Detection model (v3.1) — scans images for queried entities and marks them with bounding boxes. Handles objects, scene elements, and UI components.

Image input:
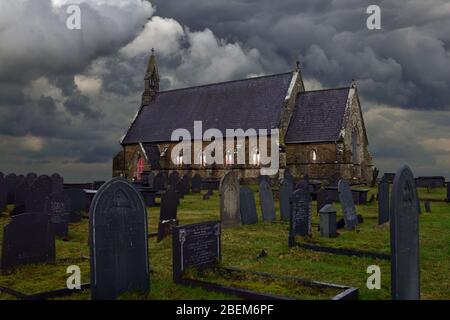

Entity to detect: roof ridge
[302,87,350,94]
[156,72,293,95]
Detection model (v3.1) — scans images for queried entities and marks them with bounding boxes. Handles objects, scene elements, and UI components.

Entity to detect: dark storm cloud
[65,94,103,119]
[151,0,450,110]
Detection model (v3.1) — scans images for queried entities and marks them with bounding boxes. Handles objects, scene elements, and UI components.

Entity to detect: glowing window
[311,150,317,162]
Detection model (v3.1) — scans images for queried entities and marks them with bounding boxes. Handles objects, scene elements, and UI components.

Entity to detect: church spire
[141,48,160,106]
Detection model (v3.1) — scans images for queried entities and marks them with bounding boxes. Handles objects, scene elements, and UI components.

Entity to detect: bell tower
[141,48,160,106]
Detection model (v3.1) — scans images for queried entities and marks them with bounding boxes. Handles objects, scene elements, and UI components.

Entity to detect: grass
[0,186,449,300]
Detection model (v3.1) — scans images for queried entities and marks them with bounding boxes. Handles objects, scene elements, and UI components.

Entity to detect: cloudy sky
[0,0,449,182]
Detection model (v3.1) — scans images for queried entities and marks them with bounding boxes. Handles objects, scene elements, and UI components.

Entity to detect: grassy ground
[0,186,449,300]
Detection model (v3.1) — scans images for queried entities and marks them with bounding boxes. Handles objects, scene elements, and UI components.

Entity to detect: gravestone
[378,177,390,224]
[219,171,240,227]
[316,188,331,214]
[158,189,179,242]
[93,181,105,190]
[5,173,17,204]
[319,204,337,238]
[182,175,191,195]
[154,172,166,191]
[390,165,420,300]
[338,179,359,231]
[89,178,149,300]
[51,173,64,193]
[0,175,7,212]
[283,169,294,185]
[14,179,29,207]
[63,189,87,222]
[1,213,55,270]
[169,171,180,188]
[259,180,276,222]
[192,174,202,193]
[383,173,396,184]
[25,175,52,214]
[239,186,258,225]
[446,182,450,202]
[172,221,221,281]
[424,200,431,213]
[26,172,37,186]
[279,178,294,221]
[371,167,379,187]
[45,192,70,238]
[258,175,271,186]
[289,182,312,238]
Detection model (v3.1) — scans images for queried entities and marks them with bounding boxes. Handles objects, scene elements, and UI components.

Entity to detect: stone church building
[113,51,373,184]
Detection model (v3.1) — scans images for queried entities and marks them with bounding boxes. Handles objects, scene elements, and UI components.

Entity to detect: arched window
[251,147,260,166]
[136,156,144,181]
[311,150,318,162]
[176,150,183,167]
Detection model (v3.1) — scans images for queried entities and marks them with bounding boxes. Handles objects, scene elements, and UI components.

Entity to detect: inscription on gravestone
[338,179,358,231]
[390,165,420,300]
[220,171,240,227]
[1,213,55,270]
[45,192,70,238]
[259,180,276,222]
[289,183,312,239]
[378,177,390,225]
[25,175,53,214]
[90,178,149,300]
[172,221,221,281]
[239,186,258,225]
[279,178,293,221]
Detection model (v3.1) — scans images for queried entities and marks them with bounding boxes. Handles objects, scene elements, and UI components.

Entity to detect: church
[113,51,373,185]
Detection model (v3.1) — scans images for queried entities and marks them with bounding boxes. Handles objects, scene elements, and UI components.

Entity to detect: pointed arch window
[311,150,318,162]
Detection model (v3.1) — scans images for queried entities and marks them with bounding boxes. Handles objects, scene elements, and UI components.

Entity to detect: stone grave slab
[259,180,275,222]
[220,171,240,227]
[338,179,358,231]
[239,186,258,225]
[25,175,52,214]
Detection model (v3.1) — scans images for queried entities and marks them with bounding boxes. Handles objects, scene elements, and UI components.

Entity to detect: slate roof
[121,73,294,144]
[285,88,350,143]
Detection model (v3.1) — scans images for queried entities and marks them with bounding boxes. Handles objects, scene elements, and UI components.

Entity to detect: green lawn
[0,186,449,300]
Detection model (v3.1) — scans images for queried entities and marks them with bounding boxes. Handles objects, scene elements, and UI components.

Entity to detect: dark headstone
[93,181,105,190]
[63,189,87,222]
[239,186,258,225]
[25,173,37,185]
[181,174,191,195]
[45,192,70,238]
[14,179,29,207]
[390,165,420,300]
[5,173,17,205]
[258,175,271,186]
[415,176,445,188]
[0,175,7,212]
[383,173,396,184]
[316,188,331,214]
[1,213,55,270]
[89,178,149,300]
[424,200,431,213]
[169,171,180,188]
[160,189,178,222]
[25,175,52,214]
[338,179,358,231]
[147,172,155,190]
[192,174,202,193]
[378,178,390,225]
[279,178,294,221]
[157,220,178,242]
[289,182,312,238]
[51,173,64,193]
[220,171,240,227]
[283,169,294,185]
[259,180,275,222]
[371,167,380,187]
[172,221,221,281]
[141,191,156,207]
[319,204,337,238]
[154,172,166,191]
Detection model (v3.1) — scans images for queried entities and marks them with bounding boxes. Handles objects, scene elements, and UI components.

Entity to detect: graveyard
[0,172,449,300]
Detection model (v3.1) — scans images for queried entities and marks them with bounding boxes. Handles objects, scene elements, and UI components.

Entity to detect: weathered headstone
[390,165,420,300]
[378,177,390,225]
[1,213,55,270]
[63,189,87,222]
[220,171,240,227]
[182,175,191,195]
[319,204,337,238]
[51,173,64,193]
[0,175,7,212]
[289,182,312,238]
[259,180,276,222]
[45,192,70,238]
[172,221,221,281]
[5,173,17,204]
[338,179,358,231]
[89,178,149,300]
[258,175,271,186]
[14,179,29,207]
[158,189,179,241]
[25,175,52,214]
[169,171,180,188]
[239,186,258,225]
[25,172,37,186]
[192,174,202,193]
[371,167,379,187]
[279,178,294,221]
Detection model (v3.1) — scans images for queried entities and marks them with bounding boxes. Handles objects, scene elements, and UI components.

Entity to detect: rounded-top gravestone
[390,165,420,300]
[89,178,149,300]
[26,173,38,186]
[25,175,52,214]
[279,178,294,221]
[259,180,276,222]
[239,186,258,225]
[220,171,240,227]
[51,173,64,194]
